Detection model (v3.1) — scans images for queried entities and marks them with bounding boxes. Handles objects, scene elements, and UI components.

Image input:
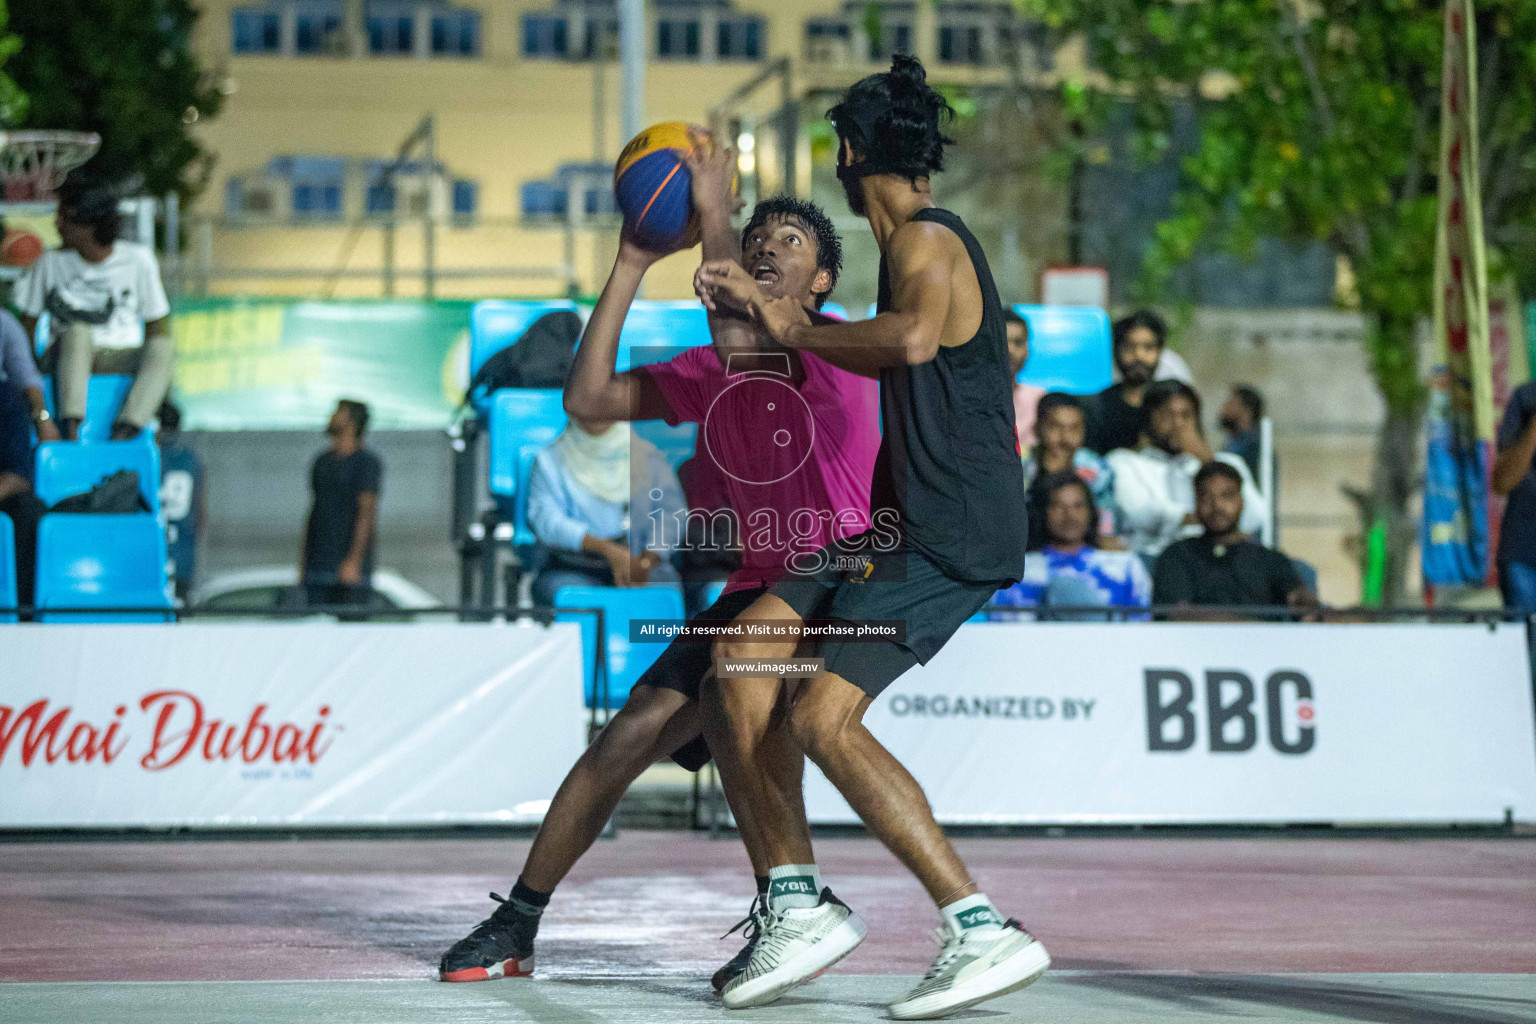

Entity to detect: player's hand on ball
[694,259,757,314]
[683,126,737,217]
[618,223,677,269]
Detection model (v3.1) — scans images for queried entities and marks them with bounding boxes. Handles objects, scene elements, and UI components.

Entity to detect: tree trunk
[1354,309,1427,606]
[1369,410,1424,605]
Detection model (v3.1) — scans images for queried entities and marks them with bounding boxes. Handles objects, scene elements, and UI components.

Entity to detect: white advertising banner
[0,623,587,828]
[804,622,1536,825]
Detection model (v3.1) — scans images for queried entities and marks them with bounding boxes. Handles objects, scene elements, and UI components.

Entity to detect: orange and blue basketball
[614,121,699,251]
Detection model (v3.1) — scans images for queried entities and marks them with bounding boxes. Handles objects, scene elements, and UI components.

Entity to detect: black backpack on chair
[50,470,152,514]
[466,310,582,404]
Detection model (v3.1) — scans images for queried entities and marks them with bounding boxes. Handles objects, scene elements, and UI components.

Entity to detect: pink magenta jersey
[644,345,881,594]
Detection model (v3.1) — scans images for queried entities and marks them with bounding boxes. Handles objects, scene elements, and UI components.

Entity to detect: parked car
[190,567,443,619]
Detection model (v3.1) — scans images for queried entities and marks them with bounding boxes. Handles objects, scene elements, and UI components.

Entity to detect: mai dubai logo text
[0,691,338,771]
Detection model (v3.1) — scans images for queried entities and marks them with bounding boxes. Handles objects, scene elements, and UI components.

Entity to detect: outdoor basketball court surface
[3,832,1534,1023]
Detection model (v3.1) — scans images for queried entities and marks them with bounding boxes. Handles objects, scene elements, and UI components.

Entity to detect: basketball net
[0,130,101,202]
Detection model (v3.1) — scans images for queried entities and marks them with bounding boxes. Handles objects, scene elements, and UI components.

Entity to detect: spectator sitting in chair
[1108,379,1267,560]
[0,298,51,612]
[528,415,684,607]
[301,399,381,610]
[993,472,1150,616]
[1023,392,1115,550]
[15,178,172,441]
[1005,308,1046,449]
[1085,309,1166,455]
[1220,383,1267,484]
[1153,461,1316,614]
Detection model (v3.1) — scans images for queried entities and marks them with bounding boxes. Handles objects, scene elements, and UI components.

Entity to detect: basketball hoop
[0,130,101,202]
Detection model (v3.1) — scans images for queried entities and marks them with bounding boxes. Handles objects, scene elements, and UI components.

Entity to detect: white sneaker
[887,918,1049,1020]
[720,888,867,1009]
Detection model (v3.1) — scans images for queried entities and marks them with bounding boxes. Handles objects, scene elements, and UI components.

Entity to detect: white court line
[5,971,1531,987]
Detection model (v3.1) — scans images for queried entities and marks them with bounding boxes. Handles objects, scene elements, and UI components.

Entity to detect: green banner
[170,299,475,430]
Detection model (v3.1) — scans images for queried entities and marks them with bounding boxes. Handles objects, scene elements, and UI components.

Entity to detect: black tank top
[870,208,1028,584]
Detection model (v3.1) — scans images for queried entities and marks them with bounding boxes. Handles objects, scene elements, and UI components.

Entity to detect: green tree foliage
[1023,0,1536,602]
[0,1,27,126]
[8,0,224,197]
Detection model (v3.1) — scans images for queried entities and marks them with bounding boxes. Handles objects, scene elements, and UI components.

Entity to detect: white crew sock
[766,863,823,911]
[941,892,1006,938]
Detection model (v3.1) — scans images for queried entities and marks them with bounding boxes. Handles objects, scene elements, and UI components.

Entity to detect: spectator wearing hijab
[528,416,685,605]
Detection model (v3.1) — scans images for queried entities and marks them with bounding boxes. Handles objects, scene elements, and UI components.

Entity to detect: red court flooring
[2,832,1535,1022]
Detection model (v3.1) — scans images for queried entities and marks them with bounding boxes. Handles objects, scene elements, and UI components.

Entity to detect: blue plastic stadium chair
[632,420,697,470]
[865,302,879,320]
[41,375,136,442]
[820,302,851,321]
[35,436,161,513]
[488,389,567,499]
[0,512,15,623]
[34,513,172,622]
[1013,304,1114,395]
[617,301,712,371]
[469,300,580,393]
[554,584,687,710]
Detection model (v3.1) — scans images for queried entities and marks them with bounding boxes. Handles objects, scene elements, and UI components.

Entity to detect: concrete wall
[187,430,460,603]
[1179,308,1423,606]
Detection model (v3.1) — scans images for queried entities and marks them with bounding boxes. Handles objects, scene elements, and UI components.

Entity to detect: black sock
[755,875,770,896]
[510,877,551,916]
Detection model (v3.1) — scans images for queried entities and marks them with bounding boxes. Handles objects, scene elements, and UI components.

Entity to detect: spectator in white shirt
[1107,379,1267,559]
[15,179,172,440]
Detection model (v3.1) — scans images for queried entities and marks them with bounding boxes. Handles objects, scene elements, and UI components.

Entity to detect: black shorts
[769,536,1001,698]
[634,584,766,771]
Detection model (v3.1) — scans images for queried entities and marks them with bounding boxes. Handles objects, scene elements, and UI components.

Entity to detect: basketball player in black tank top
[694,55,1049,1020]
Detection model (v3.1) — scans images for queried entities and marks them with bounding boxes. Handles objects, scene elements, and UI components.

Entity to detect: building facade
[188,0,1064,301]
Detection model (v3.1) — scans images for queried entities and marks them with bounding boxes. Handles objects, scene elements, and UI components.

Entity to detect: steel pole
[618,0,645,143]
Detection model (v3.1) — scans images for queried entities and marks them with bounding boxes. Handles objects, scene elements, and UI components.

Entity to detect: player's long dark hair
[827,54,955,180]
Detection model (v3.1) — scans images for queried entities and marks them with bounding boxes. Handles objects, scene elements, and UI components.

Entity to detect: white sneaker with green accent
[720,888,866,1009]
[887,918,1049,1020]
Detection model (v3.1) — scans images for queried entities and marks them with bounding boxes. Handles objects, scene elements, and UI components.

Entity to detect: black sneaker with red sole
[439,892,538,982]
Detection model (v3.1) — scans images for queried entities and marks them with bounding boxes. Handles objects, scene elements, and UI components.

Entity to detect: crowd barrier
[2,609,1533,830]
[0,621,586,828]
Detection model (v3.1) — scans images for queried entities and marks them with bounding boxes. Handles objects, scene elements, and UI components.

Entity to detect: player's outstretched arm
[682,128,755,357]
[565,232,679,423]
[696,220,954,376]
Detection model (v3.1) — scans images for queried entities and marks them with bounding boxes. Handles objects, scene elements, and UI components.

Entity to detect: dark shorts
[635,584,767,772]
[769,536,1002,698]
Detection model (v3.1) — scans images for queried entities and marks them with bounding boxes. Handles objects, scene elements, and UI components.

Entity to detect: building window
[521,181,565,217]
[369,13,416,54]
[580,17,619,58]
[294,7,343,54]
[292,181,343,219]
[869,23,911,59]
[804,18,849,60]
[656,18,700,58]
[432,11,480,55]
[938,25,983,64]
[226,177,278,217]
[232,8,281,53]
[365,181,397,215]
[523,14,568,57]
[717,17,761,60]
[452,179,479,221]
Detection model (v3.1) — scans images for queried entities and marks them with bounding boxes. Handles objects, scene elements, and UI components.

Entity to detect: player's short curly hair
[741,196,843,308]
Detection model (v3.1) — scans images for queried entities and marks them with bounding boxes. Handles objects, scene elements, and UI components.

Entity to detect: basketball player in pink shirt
[438,135,880,991]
